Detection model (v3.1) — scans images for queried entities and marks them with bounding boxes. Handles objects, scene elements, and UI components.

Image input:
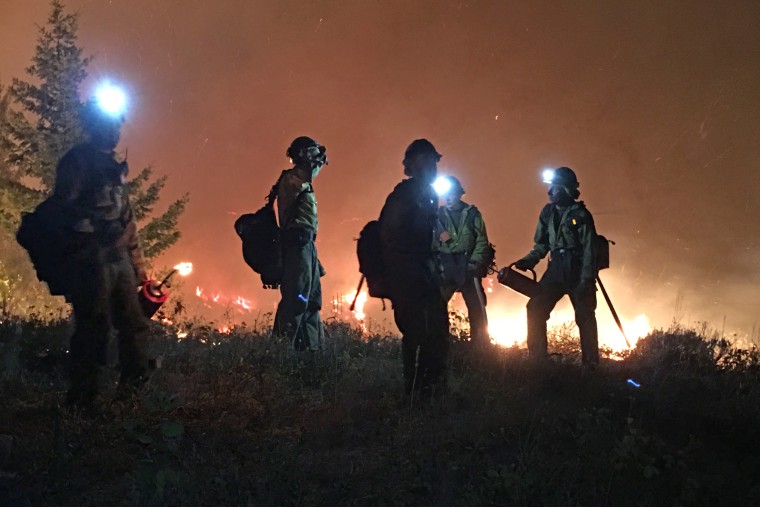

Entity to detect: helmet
[548,166,580,199]
[551,167,578,188]
[286,136,327,168]
[403,139,441,176]
[403,139,441,163]
[80,98,124,133]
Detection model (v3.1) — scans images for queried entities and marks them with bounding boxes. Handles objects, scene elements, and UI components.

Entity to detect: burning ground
[1,318,760,505]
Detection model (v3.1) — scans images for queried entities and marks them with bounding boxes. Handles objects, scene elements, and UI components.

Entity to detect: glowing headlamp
[432,176,453,196]
[542,169,555,184]
[94,82,127,117]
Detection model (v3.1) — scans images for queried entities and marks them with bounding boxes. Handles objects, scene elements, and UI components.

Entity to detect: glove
[514,257,537,271]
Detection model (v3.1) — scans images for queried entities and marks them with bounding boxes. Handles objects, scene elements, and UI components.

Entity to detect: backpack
[16,197,78,296]
[234,204,282,288]
[564,204,613,272]
[596,234,613,270]
[234,177,284,289]
[356,220,390,299]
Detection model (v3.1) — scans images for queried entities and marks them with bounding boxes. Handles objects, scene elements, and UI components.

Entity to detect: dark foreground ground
[1,318,759,506]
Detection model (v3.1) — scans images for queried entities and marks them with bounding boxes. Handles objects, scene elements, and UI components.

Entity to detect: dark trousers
[273,231,323,351]
[443,277,489,343]
[390,278,450,393]
[526,281,599,364]
[68,253,150,402]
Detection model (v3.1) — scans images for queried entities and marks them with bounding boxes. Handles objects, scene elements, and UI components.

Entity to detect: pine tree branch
[138,193,190,259]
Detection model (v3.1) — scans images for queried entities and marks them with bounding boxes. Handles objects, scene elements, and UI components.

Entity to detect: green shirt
[277,168,318,232]
[437,201,491,271]
[522,201,598,282]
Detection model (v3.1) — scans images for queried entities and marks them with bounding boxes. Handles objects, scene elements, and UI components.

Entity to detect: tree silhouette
[0,0,188,259]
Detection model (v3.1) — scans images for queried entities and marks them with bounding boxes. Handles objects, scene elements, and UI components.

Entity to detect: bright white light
[432,176,452,196]
[173,262,193,276]
[94,82,127,116]
[542,169,555,184]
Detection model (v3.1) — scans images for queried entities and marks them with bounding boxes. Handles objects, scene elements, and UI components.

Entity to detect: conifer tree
[0,0,188,260]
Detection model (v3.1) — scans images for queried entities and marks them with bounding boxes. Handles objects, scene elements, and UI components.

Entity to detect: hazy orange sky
[1,1,759,339]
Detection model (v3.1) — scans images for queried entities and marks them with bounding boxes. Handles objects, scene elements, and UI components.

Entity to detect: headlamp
[432,176,452,196]
[94,82,127,117]
[542,169,555,184]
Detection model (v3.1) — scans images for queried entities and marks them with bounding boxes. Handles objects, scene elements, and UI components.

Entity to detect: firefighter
[437,176,492,344]
[379,139,450,396]
[272,136,327,351]
[514,167,600,366]
[54,98,153,408]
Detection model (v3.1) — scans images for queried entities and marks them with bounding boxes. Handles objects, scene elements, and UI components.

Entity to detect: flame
[336,290,368,333]
[174,262,193,276]
[218,325,231,334]
[235,296,253,311]
[486,308,653,356]
[350,292,368,321]
[177,330,188,339]
[488,312,527,348]
[194,285,256,312]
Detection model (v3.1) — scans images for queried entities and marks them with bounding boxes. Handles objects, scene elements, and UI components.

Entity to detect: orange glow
[218,325,231,334]
[337,290,368,332]
[487,312,527,348]
[486,308,652,355]
[235,296,253,310]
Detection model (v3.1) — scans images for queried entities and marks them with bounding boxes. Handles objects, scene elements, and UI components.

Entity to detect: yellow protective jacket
[437,202,491,276]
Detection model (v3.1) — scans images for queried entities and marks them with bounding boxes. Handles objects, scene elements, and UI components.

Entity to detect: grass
[1,316,760,506]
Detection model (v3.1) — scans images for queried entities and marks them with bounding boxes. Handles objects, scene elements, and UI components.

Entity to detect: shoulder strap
[273,170,314,229]
[465,206,479,230]
[265,171,287,207]
[562,203,589,246]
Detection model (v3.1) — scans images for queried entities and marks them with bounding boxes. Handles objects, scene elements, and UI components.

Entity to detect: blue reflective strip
[298,294,308,302]
[626,379,641,388]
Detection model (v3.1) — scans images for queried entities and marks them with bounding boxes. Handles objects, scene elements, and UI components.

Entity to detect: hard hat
[80,97,124,135]
[403,139,441,163]
[551,167,579,188]
[286,136,327,167]
[545,166,580,199]
[403,139,442,177]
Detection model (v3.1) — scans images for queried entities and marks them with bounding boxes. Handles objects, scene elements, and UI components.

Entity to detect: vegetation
[0,0,189,316]
[1,315,758,506]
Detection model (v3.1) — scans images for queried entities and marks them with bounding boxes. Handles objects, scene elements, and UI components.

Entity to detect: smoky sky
[1,1,759,336]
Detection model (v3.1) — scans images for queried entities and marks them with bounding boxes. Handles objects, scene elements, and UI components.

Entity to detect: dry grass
[1,318,760,506]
